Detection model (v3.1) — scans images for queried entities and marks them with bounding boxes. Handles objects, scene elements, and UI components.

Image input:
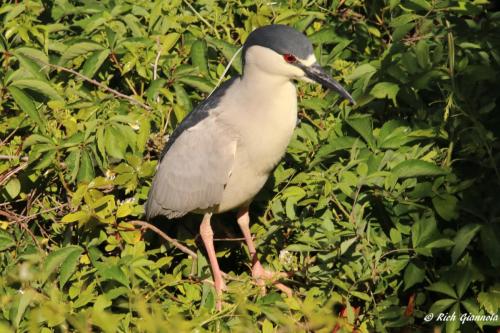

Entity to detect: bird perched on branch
[146,24,355,310]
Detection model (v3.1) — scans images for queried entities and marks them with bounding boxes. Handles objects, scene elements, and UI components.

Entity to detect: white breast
[216,75,298,212]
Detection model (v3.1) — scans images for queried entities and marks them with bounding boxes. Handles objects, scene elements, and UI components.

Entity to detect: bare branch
[128,220,198,259]
[26,56,152,110]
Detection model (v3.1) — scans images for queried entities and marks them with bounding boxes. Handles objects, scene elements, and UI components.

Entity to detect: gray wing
[145,116,237,219]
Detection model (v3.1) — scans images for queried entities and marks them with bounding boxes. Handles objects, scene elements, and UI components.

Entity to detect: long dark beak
[299,63,355,104]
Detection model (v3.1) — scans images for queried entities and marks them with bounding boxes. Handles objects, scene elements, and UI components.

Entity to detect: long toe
[251,261,292,297]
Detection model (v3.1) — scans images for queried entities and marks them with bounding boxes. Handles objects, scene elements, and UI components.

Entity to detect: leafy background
[0,0,499,332]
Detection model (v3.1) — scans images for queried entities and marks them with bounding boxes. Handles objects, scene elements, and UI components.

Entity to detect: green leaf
[34,150,57,170]
[178,76,214,94]
[13,51,48,81]
[445,303,461,333]
[480,224,500,268]
[5,177,21,199]
[390,14,421,27]
[59,247,84,288]
[60,211,90,224]
[11,79,63,101]
[97,264,130,287]
[345,117,376,149]
[146,78,167,101]
[451,224,481,264]
[13,289,35,328]
[478,283,500,315]
[415,40,430,69]
[105,126,127,159]
[428,298,456,315]
[43,246,84,284]
[160,33,180,53]
[81,49,110,78]
[403,262,425,290]
[191,40,209,75]
[262,319,274,333]
[0,230,15,251]
[285,244,319,252]
[346,63,377,81]
[370,82,399,104]
[7,86,46,130]
[456,269,472,298]
[408,0,432,11]
[427,281,457,298]
[350,291,371,301]
[432,194,458,221]
[77,150,95,183]
[412,216,439,249]
[393,160,447,178]
[59,41,104,65]
[206,37,242,74]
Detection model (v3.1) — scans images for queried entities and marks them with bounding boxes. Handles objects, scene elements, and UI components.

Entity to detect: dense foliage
[1,0,499,332]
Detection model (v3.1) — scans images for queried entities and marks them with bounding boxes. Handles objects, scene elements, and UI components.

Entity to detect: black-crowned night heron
[146,24,354,309]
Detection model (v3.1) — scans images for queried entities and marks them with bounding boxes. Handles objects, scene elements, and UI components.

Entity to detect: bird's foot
[251,261,293,297]
[214,274,226,311]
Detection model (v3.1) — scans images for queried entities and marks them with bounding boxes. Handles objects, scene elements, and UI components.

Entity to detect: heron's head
[242,24,355,104]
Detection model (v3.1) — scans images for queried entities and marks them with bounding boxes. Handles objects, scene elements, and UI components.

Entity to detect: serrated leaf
[81,49,110,78]
[97,264,129,287]
[13,51,48,81]
[427,281,458,298]
[11,79,63,101]
[478,284,500,315]
[59,42,104,65]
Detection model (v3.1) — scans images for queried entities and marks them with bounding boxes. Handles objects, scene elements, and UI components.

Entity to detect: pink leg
[200,213,226,310]
[237,207,292,297]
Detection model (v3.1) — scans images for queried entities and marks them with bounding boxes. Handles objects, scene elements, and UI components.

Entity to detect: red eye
[283,54,297,63]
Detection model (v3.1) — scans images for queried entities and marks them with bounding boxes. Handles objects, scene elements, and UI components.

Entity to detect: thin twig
[153,37,163,81]
[208,46,242,97]
[213,237,245,242]
[0,209,43,252]
[27,56,152,110]
[128,220,198,259]
[182,0,220,38]
[153,37,163,103]
[0,154,29,161]
[0,162,28,186]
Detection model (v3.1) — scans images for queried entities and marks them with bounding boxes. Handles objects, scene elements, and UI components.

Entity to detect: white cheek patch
[298,54,317,67]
